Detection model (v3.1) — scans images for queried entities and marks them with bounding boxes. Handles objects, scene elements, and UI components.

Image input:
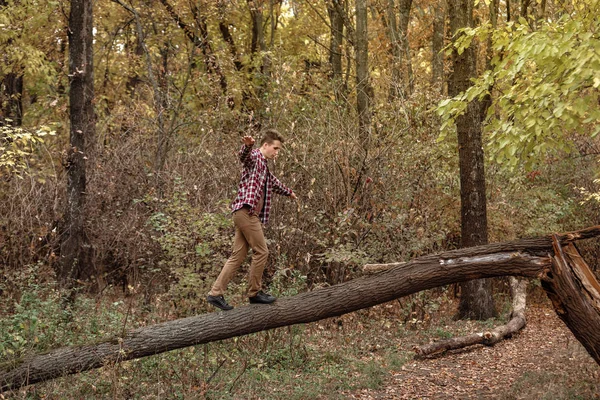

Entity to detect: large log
[2,226,600,392]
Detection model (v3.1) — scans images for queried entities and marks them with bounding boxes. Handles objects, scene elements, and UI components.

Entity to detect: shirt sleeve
[239,144,255,168]
[269,172,293,196]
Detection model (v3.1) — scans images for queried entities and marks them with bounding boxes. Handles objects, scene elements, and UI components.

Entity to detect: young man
[207,129,297,311]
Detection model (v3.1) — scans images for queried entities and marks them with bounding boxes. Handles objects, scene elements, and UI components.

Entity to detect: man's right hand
[242,136,255,146]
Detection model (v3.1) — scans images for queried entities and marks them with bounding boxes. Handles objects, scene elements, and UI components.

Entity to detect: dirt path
[351,305,600,399]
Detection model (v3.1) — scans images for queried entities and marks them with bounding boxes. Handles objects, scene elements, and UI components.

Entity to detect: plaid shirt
[231,144,292,224]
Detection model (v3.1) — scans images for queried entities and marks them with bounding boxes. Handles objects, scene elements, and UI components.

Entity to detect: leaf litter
[347,304,600,399]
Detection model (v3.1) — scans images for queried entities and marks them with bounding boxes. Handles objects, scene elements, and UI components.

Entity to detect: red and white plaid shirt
[231,144,292,224]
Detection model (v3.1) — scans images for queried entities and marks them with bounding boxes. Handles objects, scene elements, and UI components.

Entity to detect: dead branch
[414,277,528,357]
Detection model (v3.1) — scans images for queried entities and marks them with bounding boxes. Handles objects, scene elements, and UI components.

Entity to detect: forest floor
[3,284,600,399]
[348,302,600,399]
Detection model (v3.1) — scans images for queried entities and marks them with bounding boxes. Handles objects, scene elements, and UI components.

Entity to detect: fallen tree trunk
[541,236,600,363]
[414,277,528,357]
[2,226,600,392]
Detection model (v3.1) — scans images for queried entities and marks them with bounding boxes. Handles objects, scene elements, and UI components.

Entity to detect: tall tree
[327,0,346,101]
[448,0,496,319]
[439,0,600,170]
[397,0,413,96]
[217,1,243,72]
[158,0,229,98]
[1,72,23,127]
[355,0,371,146]
[216,0,253,111]
[431,0,445,91]
[60,0,95,287]
[248,0,270,121]
[384,0,414,98]
[0,0,23,127]
[480,0,499,120]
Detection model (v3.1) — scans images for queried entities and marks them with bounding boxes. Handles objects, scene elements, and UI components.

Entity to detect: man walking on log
[207,129,297,311]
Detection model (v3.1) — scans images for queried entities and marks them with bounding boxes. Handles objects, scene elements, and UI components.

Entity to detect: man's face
[261,140,282,160]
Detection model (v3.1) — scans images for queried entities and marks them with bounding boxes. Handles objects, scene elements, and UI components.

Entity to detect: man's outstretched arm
[239,136,256,167]
[270,173,296,199]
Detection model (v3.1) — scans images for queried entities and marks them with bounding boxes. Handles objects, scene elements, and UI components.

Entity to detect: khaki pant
[209,208,268,297]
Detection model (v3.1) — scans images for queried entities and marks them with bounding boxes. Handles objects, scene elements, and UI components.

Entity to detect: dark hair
[260,129,284,145]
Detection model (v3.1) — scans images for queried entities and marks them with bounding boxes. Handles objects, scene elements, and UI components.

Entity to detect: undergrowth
[1,274,415,399]
[2,274,599,399]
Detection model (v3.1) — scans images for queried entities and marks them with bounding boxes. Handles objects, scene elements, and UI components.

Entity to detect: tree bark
[218,18,243,72]
[216,0,254,113]
[355,0,371,146]
[4,226,600,392]
[246,0,271,124]
[111,0,171,174]
[380,0,413,99]
[159,0,229,97]
[397,0,414,96]
[1,73,23,127]
[448,0,495,320]
[249,4,267,73]
[327,0,346,101]
[384,0,399,99]
[60,0,95,287]
[431,0,445,91]
[541,237,600,363]
[0,0,23,127]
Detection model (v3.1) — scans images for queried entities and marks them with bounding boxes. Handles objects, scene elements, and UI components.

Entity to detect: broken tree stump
[541,235,600,364]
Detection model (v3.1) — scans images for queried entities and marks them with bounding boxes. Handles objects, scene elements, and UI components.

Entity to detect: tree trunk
[542,237,600,362]
[398,0,414,96]
[331,0,356,98]
[216,0,253,113]
[327,0,346,101]
[480,0,499,121]
[159,0,229,98]
[111,0,170,175]
[381,0,413,99]
[218,17,243,72]
[384,0,401,99]
[0,0,23,127]
[536,0,547,26]
[60,0,95,288]
[4,226,600,392]
[191,1,228,97]
[431,0,445,91]
[520,0,531,20]
[448,0,495,320]
[355,0,371,146]
[249,0,270,118]
[1,72,23,127]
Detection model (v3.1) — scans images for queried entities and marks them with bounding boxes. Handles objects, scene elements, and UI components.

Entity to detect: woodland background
[1,0,600,397]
